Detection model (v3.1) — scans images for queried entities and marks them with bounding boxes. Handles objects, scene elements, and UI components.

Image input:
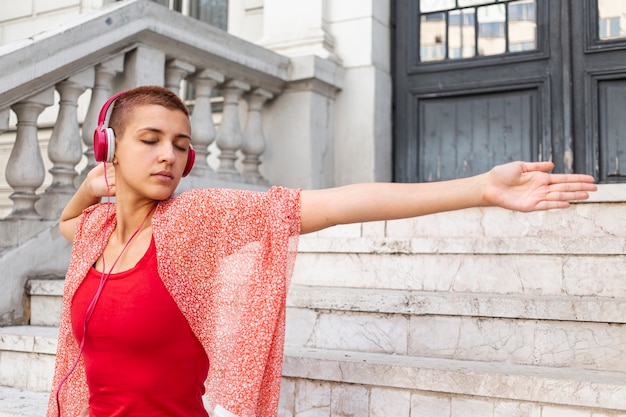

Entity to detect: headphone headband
[96,91,127,128]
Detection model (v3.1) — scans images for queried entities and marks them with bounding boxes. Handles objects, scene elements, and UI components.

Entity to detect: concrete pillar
[260,0,337,61]
[262,55,342,189]
[113,45,166,91]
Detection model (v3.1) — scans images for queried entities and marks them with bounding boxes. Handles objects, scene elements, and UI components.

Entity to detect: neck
[114,199,158,243]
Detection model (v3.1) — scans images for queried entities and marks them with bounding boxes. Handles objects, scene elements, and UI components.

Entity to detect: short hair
[108,85,190,138]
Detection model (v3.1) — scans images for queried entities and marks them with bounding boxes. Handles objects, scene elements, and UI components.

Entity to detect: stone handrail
[0,0,291,223]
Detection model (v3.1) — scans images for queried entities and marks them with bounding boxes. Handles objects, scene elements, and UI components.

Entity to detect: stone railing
[0,0,291,224]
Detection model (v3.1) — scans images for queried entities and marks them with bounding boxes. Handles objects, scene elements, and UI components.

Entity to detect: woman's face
[113,104,192,203]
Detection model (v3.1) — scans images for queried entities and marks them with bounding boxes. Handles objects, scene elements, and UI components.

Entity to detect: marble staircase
[0,196,625,416]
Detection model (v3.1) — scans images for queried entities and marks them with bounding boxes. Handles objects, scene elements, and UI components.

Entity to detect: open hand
[483,161,597,212]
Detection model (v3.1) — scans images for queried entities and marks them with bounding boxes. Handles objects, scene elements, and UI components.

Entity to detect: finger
[533,200,571,211]
[547,182,597,192]
[545,190,590,202]
[547,173,596,184]
[522,161,555,173]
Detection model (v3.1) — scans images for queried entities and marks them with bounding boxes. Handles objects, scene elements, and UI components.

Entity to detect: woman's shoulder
[165,187,297,207]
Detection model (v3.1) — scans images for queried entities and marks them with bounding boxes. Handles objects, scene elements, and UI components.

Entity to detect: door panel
[419,90,536,180]
[571,0,626,181]
[599,80,626,179]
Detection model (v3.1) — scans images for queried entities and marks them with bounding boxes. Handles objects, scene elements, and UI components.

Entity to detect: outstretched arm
[299,161,596,234]
[59,163,115,242]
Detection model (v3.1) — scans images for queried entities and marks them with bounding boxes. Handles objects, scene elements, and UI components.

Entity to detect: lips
[152,170,174,180]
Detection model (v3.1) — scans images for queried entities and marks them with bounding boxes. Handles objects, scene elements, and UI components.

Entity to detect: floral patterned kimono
[47,187,301,417]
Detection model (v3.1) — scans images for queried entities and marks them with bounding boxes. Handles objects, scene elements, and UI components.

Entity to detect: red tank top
[71,237,209,417]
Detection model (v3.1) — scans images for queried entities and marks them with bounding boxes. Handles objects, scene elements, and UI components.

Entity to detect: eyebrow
[138,127,191,141]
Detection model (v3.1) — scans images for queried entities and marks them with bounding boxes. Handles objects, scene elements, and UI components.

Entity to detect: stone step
[281,346,626,415]
[26,279,626,373]
[294,238,626,298]
[0,386,48,417]
[26,280,63,327]
[285,286,626,373]
[2,324,624,416]
[0,326,57,392]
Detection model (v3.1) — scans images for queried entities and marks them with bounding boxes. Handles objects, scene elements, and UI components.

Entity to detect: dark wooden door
[394,0,626,183]
[571,0,626,182]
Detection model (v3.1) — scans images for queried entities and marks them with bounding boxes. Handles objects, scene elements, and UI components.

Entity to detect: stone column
[216,79,250,182]
[165,59,196,96]
[242,88,272,185]
[189,68,224,176]
[37,71,93,220]
[5,88,55,219]
[0,108,8,134]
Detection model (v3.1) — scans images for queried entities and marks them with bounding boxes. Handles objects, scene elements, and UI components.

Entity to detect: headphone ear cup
[104,128,115,163]
[93,91,126,164]
[182,145,195,177]
[93,127,116,163]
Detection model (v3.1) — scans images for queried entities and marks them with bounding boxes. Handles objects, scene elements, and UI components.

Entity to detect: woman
[48,86,596,417]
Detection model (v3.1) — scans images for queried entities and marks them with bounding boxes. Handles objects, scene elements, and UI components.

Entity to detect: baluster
[216,80,250,181]
[242,88,272,185]
[5,88,54,219]
[0,108,8,133]
[189,69,224,176]
[37,71,93,219]
[80,57,124,180]
[165,59,195,96]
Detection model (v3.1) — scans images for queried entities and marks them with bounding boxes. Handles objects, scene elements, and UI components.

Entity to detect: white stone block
[279,378,296,417]
[30,295,63,326]
[361,221,385,238]
[0,2,33,24]
[451,397,495,417]
[563,256,626,297]
[294,379,331,417]
[410,391,450,417]
[34,0,80,14]
[330,18,373,68]
[541,406,591,417]
[293,252,568,295]
[0,9,78,45]
[408,316,626,371]
[328,0,373,21]
[370,387,410,417]
[285,307,317,347]
[0,351,54,392]
[330,384,368,416]
[316,223,361,238]
[494,400,541,417]
[313,311,408,354]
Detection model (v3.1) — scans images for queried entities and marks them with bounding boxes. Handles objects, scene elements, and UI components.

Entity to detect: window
[419,0,537,62]
[150,0,228,30]
[597,0,626,40]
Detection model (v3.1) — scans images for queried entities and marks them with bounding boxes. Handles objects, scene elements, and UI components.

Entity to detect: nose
[159,142,176,164]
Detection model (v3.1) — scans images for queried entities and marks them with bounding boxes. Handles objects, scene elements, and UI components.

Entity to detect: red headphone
[93,91,195,177]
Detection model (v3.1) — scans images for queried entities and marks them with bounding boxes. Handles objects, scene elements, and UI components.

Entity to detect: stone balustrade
[0,0,292,223]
